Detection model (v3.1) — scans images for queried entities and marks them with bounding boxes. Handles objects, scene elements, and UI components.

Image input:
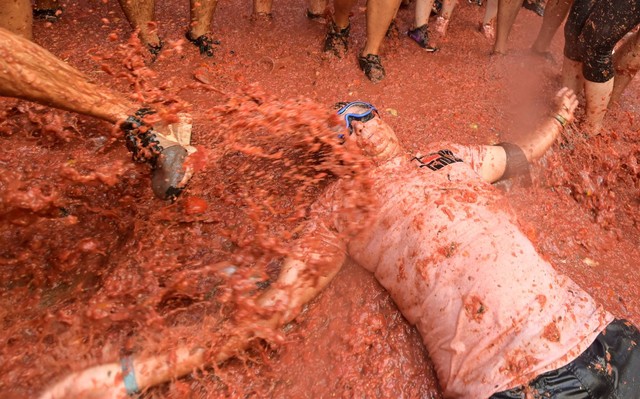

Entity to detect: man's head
[336,101,402,163]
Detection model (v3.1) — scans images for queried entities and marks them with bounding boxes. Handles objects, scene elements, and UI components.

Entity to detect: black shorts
[564,0,640,82]
[490,319,640,399]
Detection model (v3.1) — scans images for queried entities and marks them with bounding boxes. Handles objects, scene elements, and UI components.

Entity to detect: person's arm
[0,27,135,123]
[38,220,347,399]
[476,87,578,183]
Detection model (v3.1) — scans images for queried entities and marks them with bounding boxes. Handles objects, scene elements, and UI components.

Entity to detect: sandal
[408,25,438,51]
[358,54,385,83]
[186,33,220,57]
[306,9,325,22]
[323,20,350,57]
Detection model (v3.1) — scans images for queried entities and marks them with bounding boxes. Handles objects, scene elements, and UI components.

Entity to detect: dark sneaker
[407,25,438,51]
[323,21,350,57]
[151,145,193,201]
[522,0,545,16]
[121,110,195,200]
[358,54,385,83]
[33,7,63,22]
[185,32,220,57]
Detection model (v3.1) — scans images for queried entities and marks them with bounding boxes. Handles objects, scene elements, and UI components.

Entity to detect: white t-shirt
[317,142,613,399]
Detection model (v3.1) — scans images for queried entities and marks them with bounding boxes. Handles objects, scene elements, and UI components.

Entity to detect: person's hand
[553,87,579,126]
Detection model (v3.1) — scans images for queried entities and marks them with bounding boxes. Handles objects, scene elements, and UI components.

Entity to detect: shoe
[522,0,544,16]
[147,40,164,59]
[358,54,385,83]
[432,0,443,14]
[408,25,438,51]
[121,110,196,200]
[151,145,194,201]
[306,9,325,22]
[186,32,220,57]
[323,20,350,57]
[33,7,62,22]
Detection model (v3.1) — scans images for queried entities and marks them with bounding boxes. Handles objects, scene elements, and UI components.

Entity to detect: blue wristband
[120,356,140,395]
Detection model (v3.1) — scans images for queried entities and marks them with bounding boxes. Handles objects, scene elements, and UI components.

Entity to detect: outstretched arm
[39,221,347,399]
[0,27,135,123]
[476,87,578,183]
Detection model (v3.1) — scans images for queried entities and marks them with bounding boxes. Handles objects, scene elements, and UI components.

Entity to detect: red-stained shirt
[317,142,613,399]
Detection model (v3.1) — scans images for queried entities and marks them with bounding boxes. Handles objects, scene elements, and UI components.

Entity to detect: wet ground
[1,0,639,397]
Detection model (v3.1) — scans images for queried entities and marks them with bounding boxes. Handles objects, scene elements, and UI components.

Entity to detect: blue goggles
[336,101,378,139]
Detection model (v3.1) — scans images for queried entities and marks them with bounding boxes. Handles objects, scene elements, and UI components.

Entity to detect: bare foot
[434,17,449,36]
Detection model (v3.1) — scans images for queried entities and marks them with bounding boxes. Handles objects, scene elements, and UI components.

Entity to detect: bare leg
[583,79,613,136]
[253,0,274,15]
[493,0,524,54]
[481,0,498,40]
[0,28,133,122]
[0,28,195,200]
[117,0,160,48]
[531,0,572,54]
[414,0,436,27]
[362,0,402,56]
[308,0,328,16]
[332,0,358,29]
[561,56,583,94]
[435,0,457,36]
[189,0,217,38]
[611,30,640,104]
[0,0,32,40]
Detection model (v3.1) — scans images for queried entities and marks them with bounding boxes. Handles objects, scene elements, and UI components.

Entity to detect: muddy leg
[308,0,328,16]
[531,0,572,54]
[561,56,583,94]
[493,0,524,54]
[0,0,32,40]
[362,0,403,56]
[253,0,273,16]
[0,28,134,122]
[189,0,217,38]
[611,30,640,104]
[117,0,161,49]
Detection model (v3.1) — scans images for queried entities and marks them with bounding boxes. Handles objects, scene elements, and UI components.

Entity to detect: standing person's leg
[0,28,195,199]
[253,0,273,17]
[492,0,524,54]
[323,0,358,56]
[481,0,498,40]
[359,0,402,82]
[307,0,328,19]
[560,0,592,94]
[408,0,437,49]
[434,0,457,36]
[117,0,162,52]
[611,30,640,104]
[0,0,32,40]
[531,0,573,55]
[187,0,218,57]
[578,0,640,135]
